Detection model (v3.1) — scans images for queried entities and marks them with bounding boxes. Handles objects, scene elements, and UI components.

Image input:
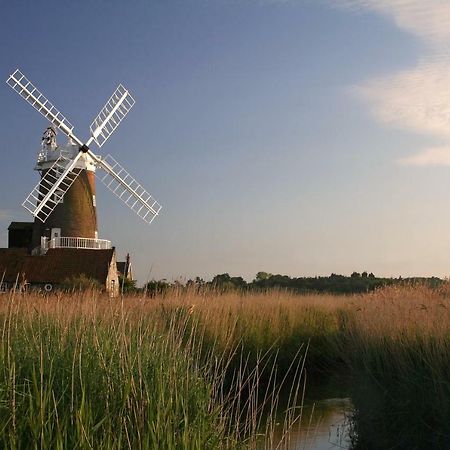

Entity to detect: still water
[272,398,352,449]
[271,374,353,449]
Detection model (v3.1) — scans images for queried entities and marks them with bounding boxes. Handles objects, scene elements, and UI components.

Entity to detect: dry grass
[1,283,450,448]
[155,283,450,448]
[0,288,309,449]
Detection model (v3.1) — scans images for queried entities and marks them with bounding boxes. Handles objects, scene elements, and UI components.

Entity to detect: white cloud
[335,0,450,46]
[246,1,450,165]
[353,58,450,139]
[398,146,450,166]
[332,1,450,166]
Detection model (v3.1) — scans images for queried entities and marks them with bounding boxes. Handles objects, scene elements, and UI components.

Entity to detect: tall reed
[333,284,450,449]
[0,288,307,449]
[5,282,449,449]
[149,283,450,448]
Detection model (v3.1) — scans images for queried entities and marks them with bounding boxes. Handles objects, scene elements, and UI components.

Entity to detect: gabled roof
[117,262,126,273]
[117,262,133,279]
[0,248,115,285]
[8,222,33,231]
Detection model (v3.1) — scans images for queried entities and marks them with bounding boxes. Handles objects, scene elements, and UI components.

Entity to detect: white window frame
[53,188,64,204]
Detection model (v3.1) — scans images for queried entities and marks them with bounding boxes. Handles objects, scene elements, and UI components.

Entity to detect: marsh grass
[333,284,450,449]
[2,283,449,449]
[149,283,450,448]
[0,288,310,449]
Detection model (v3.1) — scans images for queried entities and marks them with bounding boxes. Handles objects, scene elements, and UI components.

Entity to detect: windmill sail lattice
[89,85,135,148]
[6,69,81,145]
[7,68,161,227]
[22,153,83,223]
[97,155,161,224]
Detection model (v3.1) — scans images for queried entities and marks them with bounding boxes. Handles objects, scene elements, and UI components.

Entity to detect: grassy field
[0,288,308,449]
[1,284,449,448]
[334,284,450,449]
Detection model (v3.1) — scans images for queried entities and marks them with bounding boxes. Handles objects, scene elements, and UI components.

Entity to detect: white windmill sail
[22,152,83,223]
[6,69,89,220]
[89,84,135,148]
[96,155,161,224]
[6,69,82,146]
[7,68,162,227]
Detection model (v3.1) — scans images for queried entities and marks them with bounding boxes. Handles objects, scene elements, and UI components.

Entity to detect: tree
[255,272,272,281]
[230,276,247,289]
[195,276,205,286]
[119,275,137,293]
[211,273,237,292]
[212,273,231,284]
[145,280,170,297]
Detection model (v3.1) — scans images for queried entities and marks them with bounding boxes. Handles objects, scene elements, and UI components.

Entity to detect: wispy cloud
[353,58,450,139]
[335,1,450,46]
[398,146,450,166]
[334,1,450,166]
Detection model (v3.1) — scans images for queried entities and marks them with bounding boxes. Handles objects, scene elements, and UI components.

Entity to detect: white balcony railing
[44,236,112,251]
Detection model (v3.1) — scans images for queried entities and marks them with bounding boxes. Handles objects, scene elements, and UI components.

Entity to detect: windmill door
[51,228,61,240]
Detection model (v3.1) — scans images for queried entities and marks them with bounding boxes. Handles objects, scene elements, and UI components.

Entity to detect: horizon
[150,269,447,284]
[2,1,450,283]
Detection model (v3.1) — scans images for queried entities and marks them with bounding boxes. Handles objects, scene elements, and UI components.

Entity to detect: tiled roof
[0,248,115,285]
[0,249,28,282]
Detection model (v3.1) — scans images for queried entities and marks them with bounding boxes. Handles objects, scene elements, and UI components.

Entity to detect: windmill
[6,69,161,254]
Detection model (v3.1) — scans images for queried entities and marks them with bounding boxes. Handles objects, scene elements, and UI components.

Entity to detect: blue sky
[1,0,450,282]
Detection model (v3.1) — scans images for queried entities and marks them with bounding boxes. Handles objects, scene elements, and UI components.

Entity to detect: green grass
[0,305,226,448]
[160,284,450,448]
[3,283,450,449]
[333,285,450,449]
[0,290,307,449]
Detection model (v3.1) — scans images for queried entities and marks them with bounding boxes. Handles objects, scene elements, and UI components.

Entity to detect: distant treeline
[141,271,444,296]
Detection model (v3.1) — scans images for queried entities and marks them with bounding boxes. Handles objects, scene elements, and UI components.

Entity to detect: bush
[62,273,103,291]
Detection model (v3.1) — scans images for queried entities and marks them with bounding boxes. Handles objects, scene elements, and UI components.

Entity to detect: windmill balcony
[37,145,78,164]
[42,236,112,252]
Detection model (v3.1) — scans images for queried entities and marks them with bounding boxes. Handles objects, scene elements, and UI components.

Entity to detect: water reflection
[269,372,353,449]
[271,397,352,449]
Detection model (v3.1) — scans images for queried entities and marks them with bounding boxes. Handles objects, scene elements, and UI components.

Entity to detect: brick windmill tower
[30,126,99,250]
[6,69,162,255]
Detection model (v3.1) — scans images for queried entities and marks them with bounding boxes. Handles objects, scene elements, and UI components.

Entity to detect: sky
[1,0,450,283]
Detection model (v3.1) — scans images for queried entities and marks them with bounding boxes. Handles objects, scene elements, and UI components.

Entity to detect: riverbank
[1,284,449,448]
[150,283,450,448]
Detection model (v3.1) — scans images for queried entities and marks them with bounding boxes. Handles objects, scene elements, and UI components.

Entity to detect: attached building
[8,222,33,250]
[117,253,133,281]
[0,247,119,296]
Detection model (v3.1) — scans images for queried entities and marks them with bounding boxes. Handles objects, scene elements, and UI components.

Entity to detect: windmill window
[0,282,8,293]
[93,195,96,207]
[53,189,64,204]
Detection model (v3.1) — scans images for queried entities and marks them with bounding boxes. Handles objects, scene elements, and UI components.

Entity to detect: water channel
[270,373,353,449]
